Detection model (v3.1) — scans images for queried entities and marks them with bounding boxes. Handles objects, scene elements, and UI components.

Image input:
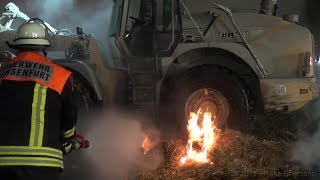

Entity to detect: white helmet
[12,20,50,46]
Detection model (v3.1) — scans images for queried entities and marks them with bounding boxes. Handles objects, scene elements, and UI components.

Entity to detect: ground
[136,130,295,179]
[133,113,316,179]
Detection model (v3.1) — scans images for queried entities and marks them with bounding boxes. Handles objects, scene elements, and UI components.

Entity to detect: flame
[141,137,152,154]
[180,109,216,164]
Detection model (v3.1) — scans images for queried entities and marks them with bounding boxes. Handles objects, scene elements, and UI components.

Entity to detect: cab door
[154,0,182,57]
[117,0,155,58]
[116,0,182,58]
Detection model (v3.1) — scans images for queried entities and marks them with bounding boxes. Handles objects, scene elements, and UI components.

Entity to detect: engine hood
[221,12,314,78]
[232,12,312,42]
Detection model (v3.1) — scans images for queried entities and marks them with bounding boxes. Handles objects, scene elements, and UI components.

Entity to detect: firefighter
[0,19,78,180]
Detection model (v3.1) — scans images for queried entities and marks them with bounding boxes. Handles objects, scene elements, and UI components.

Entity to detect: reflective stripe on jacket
[0,146,63,168]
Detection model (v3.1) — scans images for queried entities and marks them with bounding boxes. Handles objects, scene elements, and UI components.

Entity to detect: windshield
[163,0,173,31]
[108,0,124,36]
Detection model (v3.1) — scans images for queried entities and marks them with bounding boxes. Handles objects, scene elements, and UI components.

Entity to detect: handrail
[211,1,268,78]
[165,0,176,52]
[179,0,207,42]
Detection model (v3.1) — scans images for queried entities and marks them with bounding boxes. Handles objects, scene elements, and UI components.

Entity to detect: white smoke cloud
[290,98,320,170]
[61,109,164,180]
[36,0,73,22]
[24,0,113,45]
[291,130,320,170]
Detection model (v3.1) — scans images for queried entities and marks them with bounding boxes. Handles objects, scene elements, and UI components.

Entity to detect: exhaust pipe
[260,0,278,16]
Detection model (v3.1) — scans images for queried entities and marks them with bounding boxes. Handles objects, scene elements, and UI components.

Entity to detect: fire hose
[70,133,90,151]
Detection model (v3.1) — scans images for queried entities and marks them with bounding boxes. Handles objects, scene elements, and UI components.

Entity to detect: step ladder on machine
[128,57,158,120]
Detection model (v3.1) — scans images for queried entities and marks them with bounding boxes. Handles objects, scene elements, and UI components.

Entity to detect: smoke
[24,0,113,47]
[62,109,164,180]
[291,129,320,170]
[34,0,73,22]
[290,98,320,170]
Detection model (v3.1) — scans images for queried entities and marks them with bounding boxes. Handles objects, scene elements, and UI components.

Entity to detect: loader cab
[110,0,182,58]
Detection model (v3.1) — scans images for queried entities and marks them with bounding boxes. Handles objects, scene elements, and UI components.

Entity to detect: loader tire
[173,66,251,135]
[73,75,96,113]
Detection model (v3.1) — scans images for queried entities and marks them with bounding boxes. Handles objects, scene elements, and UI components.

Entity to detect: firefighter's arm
[61,76,78,154]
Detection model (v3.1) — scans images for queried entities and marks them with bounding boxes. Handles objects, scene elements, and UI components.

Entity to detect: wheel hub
[184,88,230,128]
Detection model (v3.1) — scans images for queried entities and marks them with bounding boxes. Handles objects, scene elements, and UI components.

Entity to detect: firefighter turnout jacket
[0,52,77,170]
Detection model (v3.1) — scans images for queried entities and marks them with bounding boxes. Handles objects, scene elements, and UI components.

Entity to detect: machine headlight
[303,52,312,76]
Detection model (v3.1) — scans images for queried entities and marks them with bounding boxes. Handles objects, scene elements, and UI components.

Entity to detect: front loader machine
[106,0,318,132]
[0,0,318,133]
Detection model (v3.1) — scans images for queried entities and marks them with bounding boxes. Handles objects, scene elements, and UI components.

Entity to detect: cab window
[109,0,124,36]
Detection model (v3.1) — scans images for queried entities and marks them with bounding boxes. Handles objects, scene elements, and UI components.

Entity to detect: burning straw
[137,130,302,179]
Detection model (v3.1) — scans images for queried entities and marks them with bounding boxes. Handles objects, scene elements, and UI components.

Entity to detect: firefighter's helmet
[12,21,50,46]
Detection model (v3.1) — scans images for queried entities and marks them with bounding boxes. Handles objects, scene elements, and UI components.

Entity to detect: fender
[52,59,103,101]
[157,43,262,104]
[161,42,263,78]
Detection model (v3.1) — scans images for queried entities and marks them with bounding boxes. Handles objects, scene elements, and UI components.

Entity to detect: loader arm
[52,59,104,101]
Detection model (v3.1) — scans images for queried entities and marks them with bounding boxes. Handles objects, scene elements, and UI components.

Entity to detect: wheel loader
[0,0,318,130]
